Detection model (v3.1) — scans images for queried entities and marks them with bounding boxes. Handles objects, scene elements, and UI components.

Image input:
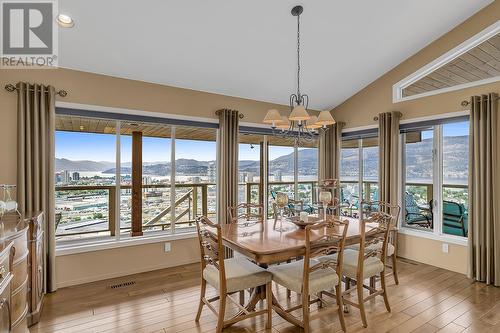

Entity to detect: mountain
[55,158,115,172]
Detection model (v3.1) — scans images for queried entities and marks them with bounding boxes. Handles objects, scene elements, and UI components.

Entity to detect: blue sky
[56,132,294,162]
[420,121,468,139]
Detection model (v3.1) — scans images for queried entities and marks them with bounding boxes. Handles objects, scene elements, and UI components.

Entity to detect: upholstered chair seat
[203,257,272,293]
[347,242,395,257]
[318,249,385,279]
[268,259,340,294]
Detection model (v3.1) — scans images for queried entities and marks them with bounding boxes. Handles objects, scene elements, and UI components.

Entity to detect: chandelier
[263,5,335,145]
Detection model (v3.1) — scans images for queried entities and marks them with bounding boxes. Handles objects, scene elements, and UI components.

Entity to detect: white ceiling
[58,0,492,110]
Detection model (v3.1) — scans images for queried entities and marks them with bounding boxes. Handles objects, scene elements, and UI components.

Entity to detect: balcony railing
[55,183,216,239]
[56,180,319,239]
[339,180,468,222]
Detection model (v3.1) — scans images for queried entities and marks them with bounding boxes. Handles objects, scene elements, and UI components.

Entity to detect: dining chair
[228,202,265,304]
[228,202,264,224]
[318,212,393,328]
[268,217,350,333]
[195,216,273,333]
[356,201,401,284]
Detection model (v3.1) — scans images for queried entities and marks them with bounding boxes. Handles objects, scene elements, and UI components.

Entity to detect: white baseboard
[56,258,199,289]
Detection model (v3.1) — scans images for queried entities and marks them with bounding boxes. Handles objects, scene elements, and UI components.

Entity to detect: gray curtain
[17,82,57,292]
[468,93,500,286]
[319,122,344,202]
[378,111,401,209]
[217,109,239,226]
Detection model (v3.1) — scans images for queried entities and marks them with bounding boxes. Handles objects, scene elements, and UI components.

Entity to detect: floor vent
[109,281,136,289]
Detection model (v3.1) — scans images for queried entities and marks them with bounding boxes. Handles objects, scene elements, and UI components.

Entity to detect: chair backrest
[442,200,465,220]
[357,212,392,279]
[196,216,226,292]
[228,203,264,224]
[362,200,401,222]
[404,192,420,215]
[303,217,349,294]
[285,199,303,216]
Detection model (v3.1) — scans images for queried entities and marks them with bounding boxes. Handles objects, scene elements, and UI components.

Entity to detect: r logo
[2,2,53,54]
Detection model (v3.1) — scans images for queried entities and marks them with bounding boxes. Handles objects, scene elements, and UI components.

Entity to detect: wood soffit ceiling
[403,33,500,97]
[55,115,318,147]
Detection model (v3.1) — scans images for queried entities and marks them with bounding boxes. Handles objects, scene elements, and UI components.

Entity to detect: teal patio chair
[442,201,468,237]
[404,192,433,228]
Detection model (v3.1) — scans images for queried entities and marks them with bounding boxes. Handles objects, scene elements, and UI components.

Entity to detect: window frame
[339,136,379,218]
[55,106,219,250]
[399,119,469,246]
[392,21,500,103]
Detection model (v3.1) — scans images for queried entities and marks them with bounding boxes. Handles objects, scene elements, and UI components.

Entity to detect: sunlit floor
[29,259,500,333]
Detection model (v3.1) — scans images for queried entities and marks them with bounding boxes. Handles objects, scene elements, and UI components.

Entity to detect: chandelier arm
[290,94,298,110]
[302,94,309,109]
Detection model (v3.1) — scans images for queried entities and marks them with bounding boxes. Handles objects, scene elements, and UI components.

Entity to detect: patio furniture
[405,192,433,228]
[442,201,468,237]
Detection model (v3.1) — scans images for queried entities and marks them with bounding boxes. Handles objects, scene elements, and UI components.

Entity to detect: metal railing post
[109,187,116,236]
[202,185,208,217]
[193,185,198,218]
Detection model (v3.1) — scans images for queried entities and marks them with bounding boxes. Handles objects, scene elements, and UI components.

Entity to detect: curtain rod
[373,111,402,121]
[4,83,67,97]
[461,95,499,107]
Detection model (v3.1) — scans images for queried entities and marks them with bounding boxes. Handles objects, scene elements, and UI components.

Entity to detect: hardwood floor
[30,259,500,333]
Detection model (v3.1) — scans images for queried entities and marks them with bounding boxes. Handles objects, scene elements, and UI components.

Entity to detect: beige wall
[397,234,467,274]
[332,1,500,274]
[56,237,199,288]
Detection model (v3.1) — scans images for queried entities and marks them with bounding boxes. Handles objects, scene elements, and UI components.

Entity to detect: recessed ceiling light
[56,14,74,28]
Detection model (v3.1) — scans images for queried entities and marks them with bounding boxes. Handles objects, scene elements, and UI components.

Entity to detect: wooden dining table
[220,216,370,266]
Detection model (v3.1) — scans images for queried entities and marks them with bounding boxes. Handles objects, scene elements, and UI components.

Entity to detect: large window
[297,146,318,206]
[266,136,319,216]
[55,117,117,240]
[175,126,217,231]
[401,120,469,238]
[238,134,263,206]
[55,113,218,243]
[340,137,379,218]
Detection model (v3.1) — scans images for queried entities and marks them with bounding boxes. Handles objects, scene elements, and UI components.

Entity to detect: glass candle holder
[319,191,332,219]
[275,192,289,231]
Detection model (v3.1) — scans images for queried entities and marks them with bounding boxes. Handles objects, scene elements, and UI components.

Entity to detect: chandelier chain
[296,13,301,99]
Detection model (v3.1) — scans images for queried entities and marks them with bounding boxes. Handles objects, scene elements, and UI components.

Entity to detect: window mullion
[358,139,363,218]
[263,135,269,218]
[170,126,176,234]
[433,125,443,236]
[294,144,299,201]
[115,120,121,241]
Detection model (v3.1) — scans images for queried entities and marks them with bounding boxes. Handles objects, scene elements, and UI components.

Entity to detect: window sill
[398,227,467,246]
[56,231,198,256]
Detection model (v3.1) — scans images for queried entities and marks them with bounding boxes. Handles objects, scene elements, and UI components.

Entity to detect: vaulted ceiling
[58,0,493,110]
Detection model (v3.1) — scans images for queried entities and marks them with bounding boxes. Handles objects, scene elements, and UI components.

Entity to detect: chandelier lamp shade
[263,5,335,145]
